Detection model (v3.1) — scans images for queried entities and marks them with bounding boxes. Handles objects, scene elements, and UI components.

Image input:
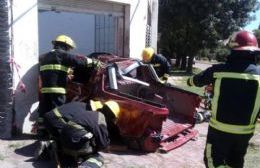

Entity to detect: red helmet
[229,30,260,51]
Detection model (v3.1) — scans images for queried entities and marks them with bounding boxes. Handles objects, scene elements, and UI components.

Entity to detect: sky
[244,8,260,31]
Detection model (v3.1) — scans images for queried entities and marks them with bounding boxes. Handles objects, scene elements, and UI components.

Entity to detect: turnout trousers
[204,126,253,168]
[38,93,66,118]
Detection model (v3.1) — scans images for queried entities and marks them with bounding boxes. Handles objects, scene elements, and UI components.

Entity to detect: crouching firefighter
[43,100,120,168]
[187,30,260,168]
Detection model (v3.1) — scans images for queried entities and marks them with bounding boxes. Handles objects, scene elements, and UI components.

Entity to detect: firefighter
[43,100,120,168]
[142,47,171,82]
[187,30,260,168]
[38,35,100,125]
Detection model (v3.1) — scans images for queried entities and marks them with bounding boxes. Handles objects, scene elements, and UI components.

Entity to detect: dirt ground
[0,122,259,168]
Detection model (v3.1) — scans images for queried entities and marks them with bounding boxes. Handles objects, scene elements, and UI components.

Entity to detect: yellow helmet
[90,100,103,111]
[104,100,120,118]
[52,35,76,49]
[142,47,155,62]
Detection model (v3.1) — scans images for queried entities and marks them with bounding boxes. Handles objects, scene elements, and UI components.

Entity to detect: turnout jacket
[188,51,260,135]
[44,101,110,150]
[39,49,96,94]
[150,54,171,78]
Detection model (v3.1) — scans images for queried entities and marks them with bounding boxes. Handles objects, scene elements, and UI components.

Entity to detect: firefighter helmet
[89,100,120,118]
[52,35,76,49]
[229,30,260,51]
[142,47,155,62]
[103,100,120,118]
[90,100,103,111]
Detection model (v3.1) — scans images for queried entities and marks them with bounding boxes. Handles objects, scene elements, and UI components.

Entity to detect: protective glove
[160,74,169,83]
[86,58,103,68]
[187,77,193,86]
[93,60,104,69]
[161,76,168,81]
[67,68,74,80]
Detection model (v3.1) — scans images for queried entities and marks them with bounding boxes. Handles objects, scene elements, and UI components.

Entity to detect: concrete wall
[12,0,39,134]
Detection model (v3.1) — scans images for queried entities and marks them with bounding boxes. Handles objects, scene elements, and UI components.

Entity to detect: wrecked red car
[67,54,201,153]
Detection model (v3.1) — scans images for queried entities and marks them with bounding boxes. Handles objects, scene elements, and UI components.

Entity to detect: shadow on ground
[170,71,192,76]
[14,140,55,168]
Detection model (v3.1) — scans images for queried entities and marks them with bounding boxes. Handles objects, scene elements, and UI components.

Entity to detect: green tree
[253,29,260,65]
[214,45,230,62]
[159,0,259,73]
[253,29,260,43]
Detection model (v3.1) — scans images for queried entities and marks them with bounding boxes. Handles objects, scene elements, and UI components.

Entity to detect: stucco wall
[12,0,39,134]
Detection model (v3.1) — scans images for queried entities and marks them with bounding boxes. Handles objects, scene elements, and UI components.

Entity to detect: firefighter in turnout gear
[43,100,120,168]
[142,47,171,82]
[187,30,260,168]
[38,35,100,120]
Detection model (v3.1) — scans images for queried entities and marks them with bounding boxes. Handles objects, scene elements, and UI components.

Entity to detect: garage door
[38,0,125,56]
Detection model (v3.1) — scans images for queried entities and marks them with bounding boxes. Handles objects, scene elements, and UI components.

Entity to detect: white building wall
[128,0,158,59]
[150,0,158,50]
[12,0,39,133]
[128,0,147,59]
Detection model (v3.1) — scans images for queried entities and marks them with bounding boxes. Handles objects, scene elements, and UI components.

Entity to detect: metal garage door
[38,0,125,56]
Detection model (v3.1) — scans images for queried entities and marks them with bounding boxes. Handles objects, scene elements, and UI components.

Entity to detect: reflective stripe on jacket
[39,49,95,94]
[40,64,69,73]
[40,64,69,94]
[188,55,260,134]
[209,72,260,134]
[44,102,110,150]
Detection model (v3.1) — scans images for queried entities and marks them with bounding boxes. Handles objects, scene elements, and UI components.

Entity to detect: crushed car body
[66,54,201,153]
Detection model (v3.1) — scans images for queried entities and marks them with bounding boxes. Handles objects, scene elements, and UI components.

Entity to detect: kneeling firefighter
[43,100,120,168]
